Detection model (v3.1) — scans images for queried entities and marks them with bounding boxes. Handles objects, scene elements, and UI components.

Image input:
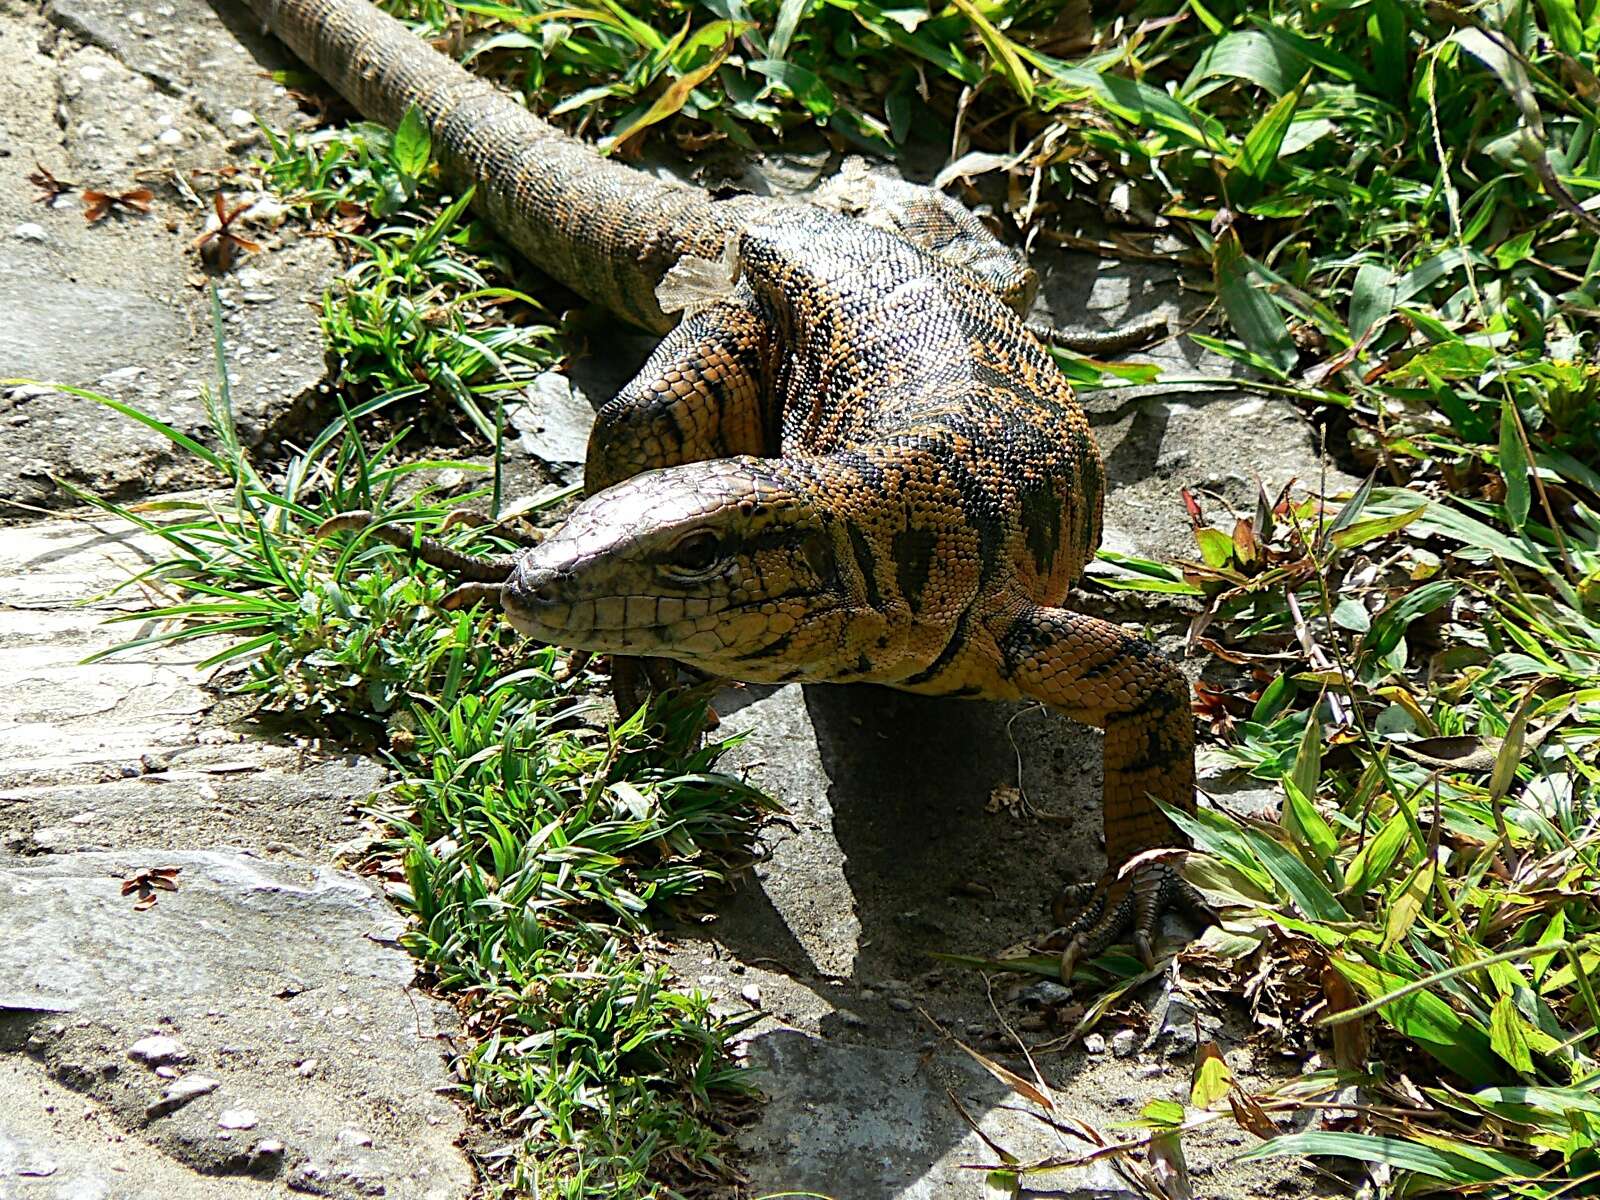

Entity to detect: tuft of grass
[33,290,771,1197]
[261,114,560,443]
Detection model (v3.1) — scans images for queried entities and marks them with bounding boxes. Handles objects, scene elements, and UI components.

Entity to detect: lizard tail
[244,0,742,331]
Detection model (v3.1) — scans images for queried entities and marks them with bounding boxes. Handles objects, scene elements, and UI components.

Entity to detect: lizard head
[502,458,840,676]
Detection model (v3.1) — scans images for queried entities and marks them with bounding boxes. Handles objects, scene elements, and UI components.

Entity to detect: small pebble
[12,223,47,243]
[228,108,254,128]
[888,997,913,1013]
[1111,1029,1138,1058]
[157,127,183,146]
[335,1127,373,1148]
[1083,1033,1107,1055]
[1016,980,1073,1007]
[218,1108,258,1130]
[128,1035,188,1065]
[739,984,761,1007]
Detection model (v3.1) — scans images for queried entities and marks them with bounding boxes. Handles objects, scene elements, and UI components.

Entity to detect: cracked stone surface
[0,522,474,1199]
[0,0,335,512]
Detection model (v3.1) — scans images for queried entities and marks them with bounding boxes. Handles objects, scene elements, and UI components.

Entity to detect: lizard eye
[664,529,726,579]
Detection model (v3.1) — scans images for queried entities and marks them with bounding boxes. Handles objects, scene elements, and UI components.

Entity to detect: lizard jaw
[501,552,696,655]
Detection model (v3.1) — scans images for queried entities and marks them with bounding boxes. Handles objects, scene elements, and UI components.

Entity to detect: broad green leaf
[1230,74,1307,198]
[1334,956,1502,1084]
[1489,689,1536,803]
[1029,53,1230,150]
[1349,263,1397,340]
[1249,20,1378,90]
[951,0,1033,103]
[1239,1131,1537,1182]
[1381,860,1434,952]
[1397,494,1548,570]
[1190,1043,1233,1108]
[1182,29,1303,97]
[767,0,811,60]
[1195,526,1235,567]
[1395,247,1479,306]
[1498,399,1532,531]
[1391,341,1495,381]
[1343,810,1415,898]
[1537,0,1584,55]
[597,0,666,50]
[1531,910,1567,986]
[1289,711,1323,806]
[750,59,836,117]
[1476,1085,1600,1117]
[392,105,432,179]
[1489,994,1535,1074]
[1364,580,1458,661]
[1160,803,1276,894]
[1140,1098,1186,1127]
[1331,598,1371,632]
[1494,228,1538,269]
[1212,228,1297,376]
[1282,780,1337,872]
[1238,825,1347,921]
[1326,472,1378,538]
[1253,673,1294,722]
[1368,0,1408,97]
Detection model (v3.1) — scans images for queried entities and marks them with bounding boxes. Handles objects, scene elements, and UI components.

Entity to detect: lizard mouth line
[500,591,829,645]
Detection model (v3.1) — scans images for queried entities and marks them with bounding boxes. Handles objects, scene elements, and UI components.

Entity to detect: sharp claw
[1133,930,1155,969]
[1052,880,1098,929]
[1058,938,1085,984]
[1175,875,1218,925]
[1049,861,1212,979]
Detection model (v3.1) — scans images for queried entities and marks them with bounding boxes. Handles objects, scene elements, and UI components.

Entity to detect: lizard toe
[1046,861,1208,983]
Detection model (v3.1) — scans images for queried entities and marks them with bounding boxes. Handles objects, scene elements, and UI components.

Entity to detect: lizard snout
[501,553,573,634]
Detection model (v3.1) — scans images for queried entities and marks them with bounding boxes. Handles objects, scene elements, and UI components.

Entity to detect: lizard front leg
[586,293,775,714]
[993,604,1210,980]
[587,293,772,491]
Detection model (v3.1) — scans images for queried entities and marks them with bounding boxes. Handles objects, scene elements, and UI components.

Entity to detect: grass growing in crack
[261,110,561,442]
[24,295,772,1197]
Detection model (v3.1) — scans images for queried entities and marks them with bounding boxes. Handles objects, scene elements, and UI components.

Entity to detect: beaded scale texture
[250,0,1205,974]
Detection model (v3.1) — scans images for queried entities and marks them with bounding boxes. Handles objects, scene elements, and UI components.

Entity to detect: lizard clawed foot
[1045,857,1213,984]
[608,657,722,736]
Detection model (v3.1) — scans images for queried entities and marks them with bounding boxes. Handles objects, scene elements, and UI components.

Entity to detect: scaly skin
[257,0,1205,976]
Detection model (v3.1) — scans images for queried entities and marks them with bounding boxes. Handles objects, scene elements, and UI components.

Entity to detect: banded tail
[245,0,754,330]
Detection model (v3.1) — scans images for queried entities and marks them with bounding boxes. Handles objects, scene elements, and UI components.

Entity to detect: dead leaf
[1321,962,1368,1071]
[954,1039,1055,1111]
[121,866,181,910]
